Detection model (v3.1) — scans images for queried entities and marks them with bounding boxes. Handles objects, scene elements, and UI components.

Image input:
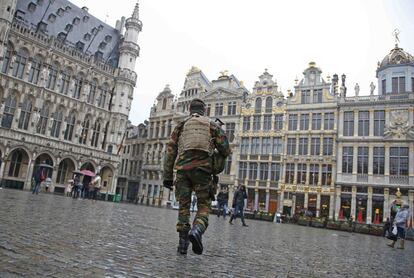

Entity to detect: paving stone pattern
[0,189,413,278]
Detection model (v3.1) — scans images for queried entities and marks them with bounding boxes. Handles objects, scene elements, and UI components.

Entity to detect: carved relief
[384,109,414,139]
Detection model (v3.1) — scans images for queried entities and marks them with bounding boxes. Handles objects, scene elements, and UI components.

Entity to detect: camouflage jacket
[163,117,231,181]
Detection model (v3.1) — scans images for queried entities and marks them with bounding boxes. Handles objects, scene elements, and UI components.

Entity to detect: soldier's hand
[163,180,174,190]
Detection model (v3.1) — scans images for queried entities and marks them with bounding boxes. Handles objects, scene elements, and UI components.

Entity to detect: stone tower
[0,0,16,59]
[110,2,142,150]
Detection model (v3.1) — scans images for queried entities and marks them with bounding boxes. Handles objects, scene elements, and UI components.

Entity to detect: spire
[132,1,140,19]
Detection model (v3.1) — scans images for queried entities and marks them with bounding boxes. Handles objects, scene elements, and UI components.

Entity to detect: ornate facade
[135,44,413,226]
[138,67,248,206]
[236,70,285,214]
[336,44,414,224]
[279,63,338,219]
[0,0,142,195]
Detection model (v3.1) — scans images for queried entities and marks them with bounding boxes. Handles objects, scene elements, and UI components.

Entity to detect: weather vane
[392,28,400,45]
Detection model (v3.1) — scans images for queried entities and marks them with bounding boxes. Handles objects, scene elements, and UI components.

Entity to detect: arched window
[79,117,90,144]
[64,112,76,141]
[87,79,97,104]
[28,56,42,84]
[18,97,32,130]
[8,150,23,177]
[46,62,59,90]
[1,43,12,73]
[255,98,262,113]
[98,84,108,108]
[1,94,17,128]
[265,97,272,113]
[50,109,63,138]
[72,74,83,99]
[162,98,167,110]
[37,104,49,134]
[56,159,69,184]
[101,121,109,150]
[91,120,101,147]
[12,49,28,78]
[60,68,71,95]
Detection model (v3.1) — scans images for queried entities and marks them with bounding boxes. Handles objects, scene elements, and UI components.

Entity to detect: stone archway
[34,153,54,179]
[3,148,30,189]
[80,162,95,172]
[55,158,76,194]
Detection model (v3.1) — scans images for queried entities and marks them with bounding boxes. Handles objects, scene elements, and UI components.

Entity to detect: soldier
[163,98,231,255]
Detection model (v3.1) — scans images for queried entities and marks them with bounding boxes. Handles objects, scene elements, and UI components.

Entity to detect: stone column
[278,190,284,212]
[24,158,35,191]
[254,189,259,210]
[264,190,269,212]
[353,111,358,137]
[335,185,341,220]
[383,188,389,222]
[51,166,58,193]
[292,194,296,216]
[366,186,373,224]
[352,147,357,175]
[351,185,357,219]
[337,111,342,133]
[384,145,390,176]
[316,193,321,218]
[110,174,117,194]
[409,190,414,226]
[369,109,374,136]
[329,191,335,220]
[304,191,309,209]
[0,154,6,184]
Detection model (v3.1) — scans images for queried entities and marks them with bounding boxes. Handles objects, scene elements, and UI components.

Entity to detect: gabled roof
[16,0,121,67]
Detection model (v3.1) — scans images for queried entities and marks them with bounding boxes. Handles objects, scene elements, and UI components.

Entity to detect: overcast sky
[71,0,414,125]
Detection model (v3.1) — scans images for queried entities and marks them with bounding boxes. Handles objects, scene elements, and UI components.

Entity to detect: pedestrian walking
[229,185,248,227]
[90,173,102,202]
[217,188,229,219]
[72,174,81,199]
[387,204,411,249]
[32,166,45,194]
[163,98,231,255]
[66,179,73,197]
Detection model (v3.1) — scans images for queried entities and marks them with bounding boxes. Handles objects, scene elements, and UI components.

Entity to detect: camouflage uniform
[163,118,231,234]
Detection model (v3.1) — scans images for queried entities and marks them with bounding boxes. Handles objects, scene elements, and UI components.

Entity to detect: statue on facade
[49,117,54,130]
[370,82,376,95]
[354,83,360,97]
[32,110,41,127]
[70,78,76,93]
[39,67,49,87]
[76,123,83,137]
[26,60,32,76]
[0,102,5,121]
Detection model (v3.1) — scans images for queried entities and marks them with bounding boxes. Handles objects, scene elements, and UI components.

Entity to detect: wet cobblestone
[0,189,413,278]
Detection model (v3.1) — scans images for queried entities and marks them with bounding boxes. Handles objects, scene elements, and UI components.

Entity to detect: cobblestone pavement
[0,189,413,278]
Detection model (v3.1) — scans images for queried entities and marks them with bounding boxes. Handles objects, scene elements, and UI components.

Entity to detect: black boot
[229,215,234,224]
[188,226,203,255]
[177,231,189,255]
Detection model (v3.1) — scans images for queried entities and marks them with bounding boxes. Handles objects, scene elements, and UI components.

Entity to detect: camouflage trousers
[175,168,211,233]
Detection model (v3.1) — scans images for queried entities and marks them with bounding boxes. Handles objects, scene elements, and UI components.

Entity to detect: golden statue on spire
[392,28,400,46]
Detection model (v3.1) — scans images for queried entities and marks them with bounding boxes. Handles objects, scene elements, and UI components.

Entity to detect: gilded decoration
[384,109,414,139]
